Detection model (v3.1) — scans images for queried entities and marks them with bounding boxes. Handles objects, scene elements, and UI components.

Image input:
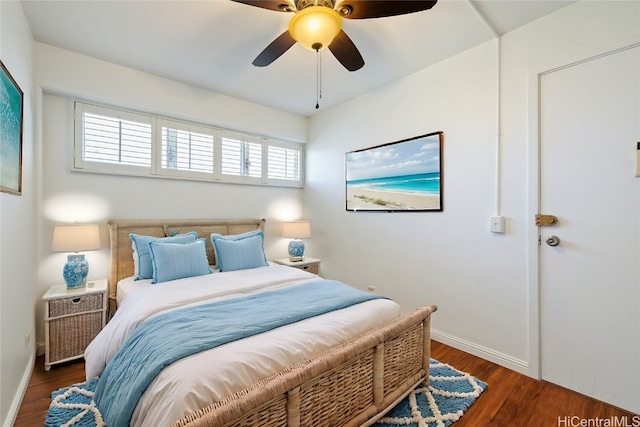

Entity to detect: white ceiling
[21,0,576,117]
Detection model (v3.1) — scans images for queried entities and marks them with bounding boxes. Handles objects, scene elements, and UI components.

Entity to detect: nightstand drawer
[272,258,321,275]
[49,311,103,361]
[48,294,103,318]
[296,263,319,274]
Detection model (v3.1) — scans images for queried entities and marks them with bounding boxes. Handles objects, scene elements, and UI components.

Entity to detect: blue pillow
[148,239,212,284]
[210,230,268,272]
[130,232,197,280]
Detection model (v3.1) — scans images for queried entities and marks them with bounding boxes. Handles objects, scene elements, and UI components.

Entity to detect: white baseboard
[3,351,35,427]
[431,328,534,378]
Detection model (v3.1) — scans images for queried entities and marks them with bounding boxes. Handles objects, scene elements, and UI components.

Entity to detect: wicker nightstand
[272,257,321,275]
[43,279,108,371]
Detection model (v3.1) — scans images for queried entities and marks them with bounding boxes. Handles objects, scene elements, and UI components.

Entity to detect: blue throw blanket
[94,279,384,426]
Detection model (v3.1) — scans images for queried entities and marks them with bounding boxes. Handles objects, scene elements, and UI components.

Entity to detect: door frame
[526,38,640,381]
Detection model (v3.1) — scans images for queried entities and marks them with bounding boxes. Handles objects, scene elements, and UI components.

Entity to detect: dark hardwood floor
[14,356,86,427]
[430,342,638,427]
[15,341,638,426]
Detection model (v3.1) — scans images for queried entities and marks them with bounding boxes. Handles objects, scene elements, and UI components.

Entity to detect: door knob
[545,235,561,246]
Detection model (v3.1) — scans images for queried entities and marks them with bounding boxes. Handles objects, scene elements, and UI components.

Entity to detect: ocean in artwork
[347,172,440,195]
[1,63,23,193]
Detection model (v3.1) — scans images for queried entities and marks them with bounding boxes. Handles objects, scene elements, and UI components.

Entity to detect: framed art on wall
[0,60,24,195]
[346,131,443,212]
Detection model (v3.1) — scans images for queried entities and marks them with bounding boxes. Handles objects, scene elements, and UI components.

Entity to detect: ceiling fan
[230,0,438,72]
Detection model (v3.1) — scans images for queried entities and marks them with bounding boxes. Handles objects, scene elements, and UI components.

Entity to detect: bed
[85,218,437,427]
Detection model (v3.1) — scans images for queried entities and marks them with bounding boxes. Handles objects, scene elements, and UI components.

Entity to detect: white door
[539,45,640,413]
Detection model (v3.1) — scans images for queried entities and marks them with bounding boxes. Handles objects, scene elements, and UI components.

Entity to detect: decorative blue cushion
[148,239,212,284]
[130,232,197,280]
[210,230,268,272]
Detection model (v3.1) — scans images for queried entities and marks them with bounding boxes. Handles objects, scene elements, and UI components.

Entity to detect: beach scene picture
[346,132,442,211]
[0,60,24,195]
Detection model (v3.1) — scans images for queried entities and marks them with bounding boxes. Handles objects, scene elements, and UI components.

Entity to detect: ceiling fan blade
[328,30,364,72]
[229,0,293,13]
[337,0,437,19]
[252,31,297,67]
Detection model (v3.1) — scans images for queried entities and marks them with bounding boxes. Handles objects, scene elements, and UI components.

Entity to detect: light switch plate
[490,216,505,233]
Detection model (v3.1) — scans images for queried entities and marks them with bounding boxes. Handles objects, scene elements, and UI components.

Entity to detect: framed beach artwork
[345,131,443,212]
[0,60,24,195]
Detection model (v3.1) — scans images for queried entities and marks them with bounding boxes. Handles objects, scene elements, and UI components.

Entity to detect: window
[221,132,262,181]
[73,101,304,187]
[75,103,153,175]
[268,144,301,182]
[160,119,215,179]
[83,113,151,167]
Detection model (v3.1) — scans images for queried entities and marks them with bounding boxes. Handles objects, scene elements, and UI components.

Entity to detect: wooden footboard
[171,305,437,427]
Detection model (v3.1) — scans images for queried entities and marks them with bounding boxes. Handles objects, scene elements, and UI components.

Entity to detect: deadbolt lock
[535,214,559,226]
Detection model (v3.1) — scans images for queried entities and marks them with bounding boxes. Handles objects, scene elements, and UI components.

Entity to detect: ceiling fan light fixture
[288,6,342,51]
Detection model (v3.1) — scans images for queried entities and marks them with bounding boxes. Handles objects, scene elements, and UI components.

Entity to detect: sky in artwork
[346,133,440,182]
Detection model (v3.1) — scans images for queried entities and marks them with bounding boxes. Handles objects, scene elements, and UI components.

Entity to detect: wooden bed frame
[107,218,437,427]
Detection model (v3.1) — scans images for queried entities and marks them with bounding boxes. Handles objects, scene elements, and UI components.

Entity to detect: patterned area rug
[376,359,487,427]
[45,378,104,427]
[45,359,485,427]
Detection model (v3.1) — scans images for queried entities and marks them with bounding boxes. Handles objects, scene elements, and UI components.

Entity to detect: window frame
[74,102,155,177]
[157,118,217,181]
[219,130,264,186]
[73,101,304,188]
[266,140,305,186]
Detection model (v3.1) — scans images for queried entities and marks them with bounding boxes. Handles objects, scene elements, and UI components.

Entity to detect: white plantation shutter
[73,101,304,187]
[76,104,152,173]
[220,132,262,179]
[83,114,151,166]
[267,143,302,184]
[160,120,214,177]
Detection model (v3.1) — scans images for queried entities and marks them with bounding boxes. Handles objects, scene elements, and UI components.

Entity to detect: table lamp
[282,221,311,262]
[52,224,101,289]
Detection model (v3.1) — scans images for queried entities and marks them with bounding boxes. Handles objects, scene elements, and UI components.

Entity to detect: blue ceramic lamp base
[288,239,305,262]
[63,254,89,289]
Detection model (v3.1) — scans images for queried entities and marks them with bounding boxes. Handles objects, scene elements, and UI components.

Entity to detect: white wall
[33,43,309,352]
[0,2,36,426]
[306,40,529,368]
[306,0,640,377]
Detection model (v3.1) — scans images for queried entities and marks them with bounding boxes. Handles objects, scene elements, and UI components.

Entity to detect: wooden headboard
[107,218,266,301]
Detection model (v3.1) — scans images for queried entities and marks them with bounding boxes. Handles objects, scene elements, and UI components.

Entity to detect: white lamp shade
[52,224,101,252]
[288,6,342,51]
[282,221,311,239]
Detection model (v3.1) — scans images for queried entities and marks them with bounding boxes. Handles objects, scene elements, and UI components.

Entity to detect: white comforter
[84,265,401,427]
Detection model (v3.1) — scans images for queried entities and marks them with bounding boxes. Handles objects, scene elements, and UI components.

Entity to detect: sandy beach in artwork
[346,187,440,211]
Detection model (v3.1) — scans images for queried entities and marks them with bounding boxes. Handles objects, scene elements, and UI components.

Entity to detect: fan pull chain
[315,48,322,109]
